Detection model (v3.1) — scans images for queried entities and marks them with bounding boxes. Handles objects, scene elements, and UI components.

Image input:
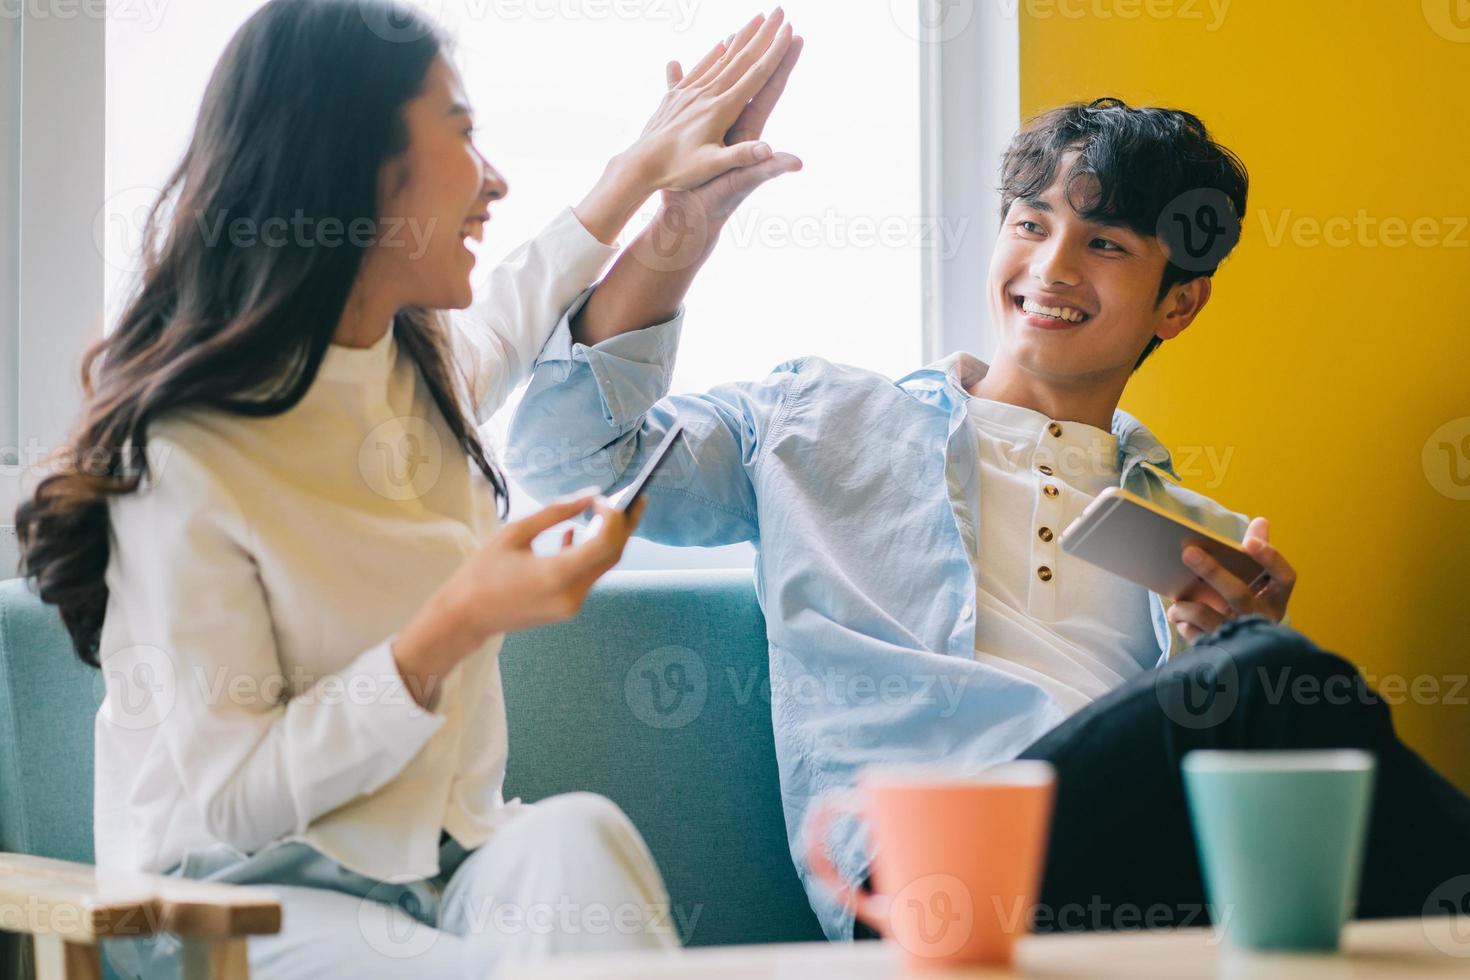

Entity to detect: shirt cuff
[533,292,685,430]
[546,206,621,283]
[332,637,448,763]
[534,287,599,370]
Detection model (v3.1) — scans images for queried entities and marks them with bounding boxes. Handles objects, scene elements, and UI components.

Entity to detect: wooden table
[503,917,1470,979]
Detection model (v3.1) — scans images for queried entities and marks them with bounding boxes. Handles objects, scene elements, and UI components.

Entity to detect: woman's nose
[480,157,508,202]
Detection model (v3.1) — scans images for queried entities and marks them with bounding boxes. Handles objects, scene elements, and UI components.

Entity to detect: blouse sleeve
[449,207,618,424]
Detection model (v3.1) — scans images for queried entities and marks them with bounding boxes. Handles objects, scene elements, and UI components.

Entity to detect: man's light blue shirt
[507,294,1258,941]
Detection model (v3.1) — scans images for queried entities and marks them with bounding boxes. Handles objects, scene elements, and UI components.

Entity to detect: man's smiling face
[986,152,1209,387]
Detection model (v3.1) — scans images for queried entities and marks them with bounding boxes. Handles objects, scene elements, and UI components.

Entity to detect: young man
[507,85,1470,939]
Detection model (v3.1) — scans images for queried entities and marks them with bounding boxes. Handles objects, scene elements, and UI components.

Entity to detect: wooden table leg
[33,935,101,980]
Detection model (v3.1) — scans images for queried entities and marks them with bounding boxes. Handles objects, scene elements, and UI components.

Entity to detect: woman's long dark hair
[15,0,507,666]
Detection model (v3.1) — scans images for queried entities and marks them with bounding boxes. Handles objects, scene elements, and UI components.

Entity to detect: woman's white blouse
[93,208,618,881]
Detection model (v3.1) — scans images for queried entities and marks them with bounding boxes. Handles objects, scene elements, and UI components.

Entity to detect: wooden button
[1037,566,1053,582]
[1038,526,1054,542]
[1043,484,1059,498]
[1047,422,1064,437]
[1038,464,1054,475]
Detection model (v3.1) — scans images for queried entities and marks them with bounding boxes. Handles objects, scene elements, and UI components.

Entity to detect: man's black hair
[998,97,1249,368]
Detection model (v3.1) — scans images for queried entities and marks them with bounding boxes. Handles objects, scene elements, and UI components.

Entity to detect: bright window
[107,1,921,381]
[104,0,925,569]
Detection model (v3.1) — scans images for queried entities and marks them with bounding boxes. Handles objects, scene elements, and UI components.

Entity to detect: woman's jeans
[105,793,678,979]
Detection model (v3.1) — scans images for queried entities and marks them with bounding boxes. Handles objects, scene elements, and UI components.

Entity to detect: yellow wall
[1021,0,1470,790]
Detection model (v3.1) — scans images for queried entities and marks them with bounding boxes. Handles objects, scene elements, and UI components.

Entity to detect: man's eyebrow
[1015,195,1141,234]
[1084,214,1139,233]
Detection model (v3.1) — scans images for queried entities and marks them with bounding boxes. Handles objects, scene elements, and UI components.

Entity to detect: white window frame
[0,4,1019,579]
[920,0,1020,363]
[1,11,18,466]
[2,5,105,578]
[0,9,16,578]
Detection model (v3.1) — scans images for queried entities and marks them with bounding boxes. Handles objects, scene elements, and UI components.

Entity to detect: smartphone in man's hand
[1060,487,1269,599]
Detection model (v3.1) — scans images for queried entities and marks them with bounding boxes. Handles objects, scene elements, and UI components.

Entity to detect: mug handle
[804,790,888,936]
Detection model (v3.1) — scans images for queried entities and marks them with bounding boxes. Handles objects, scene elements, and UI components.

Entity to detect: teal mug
[1182,749,1376,951]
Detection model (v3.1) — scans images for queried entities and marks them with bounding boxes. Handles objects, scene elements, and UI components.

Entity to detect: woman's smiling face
[987,153,1210,386]
[372,54,508,312]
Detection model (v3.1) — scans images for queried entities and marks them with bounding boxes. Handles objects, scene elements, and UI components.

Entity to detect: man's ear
[1154,276,1213,342]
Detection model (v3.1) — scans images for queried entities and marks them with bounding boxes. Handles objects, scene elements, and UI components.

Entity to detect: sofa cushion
[0,577,101,864]
[500,568,824,946]
[0,569,825,951]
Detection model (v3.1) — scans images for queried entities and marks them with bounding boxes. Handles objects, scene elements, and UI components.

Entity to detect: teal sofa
[0,569,825,974]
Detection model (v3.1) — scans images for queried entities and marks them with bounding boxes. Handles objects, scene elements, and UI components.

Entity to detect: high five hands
[659,12,805,227]
[622,10,804,279]
[638,9,803,195]
[574,9,804,250]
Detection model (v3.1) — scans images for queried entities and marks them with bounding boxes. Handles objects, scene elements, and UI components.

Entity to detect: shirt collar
[317,323,398,383]
[895,351,1180,480]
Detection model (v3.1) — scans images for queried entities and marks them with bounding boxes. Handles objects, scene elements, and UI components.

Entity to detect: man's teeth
[1021,298,1087,323]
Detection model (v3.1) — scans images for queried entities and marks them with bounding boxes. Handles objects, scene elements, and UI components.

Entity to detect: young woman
[14,1,799,976]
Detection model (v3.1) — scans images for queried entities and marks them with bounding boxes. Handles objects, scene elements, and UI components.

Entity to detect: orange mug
[805,761,1056,969]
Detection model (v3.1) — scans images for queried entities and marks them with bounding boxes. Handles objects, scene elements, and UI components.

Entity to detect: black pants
[854,615,1470,938]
